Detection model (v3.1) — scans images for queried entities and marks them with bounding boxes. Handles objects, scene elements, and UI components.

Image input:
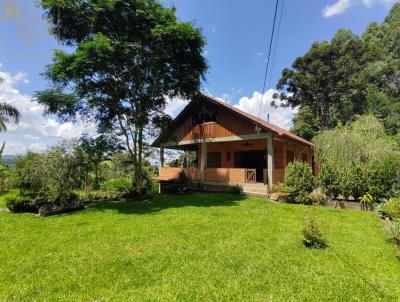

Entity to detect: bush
[341,161,367,200]
[378,199,400,221]
[318,162,341,199]
[367,155,400,201]
[284,161,315,203]
[227,184,242,194]
[6,195,37,213]
[385,221,400,245]
[302,212,327,249]
[100,178,132,194]
[307,192,327,206]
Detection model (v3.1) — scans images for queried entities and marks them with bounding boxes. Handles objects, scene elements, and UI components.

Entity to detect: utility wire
[257,0,280,122]
[264,0,285,119]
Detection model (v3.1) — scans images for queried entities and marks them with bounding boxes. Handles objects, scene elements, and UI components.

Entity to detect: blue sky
[0,0,397,154]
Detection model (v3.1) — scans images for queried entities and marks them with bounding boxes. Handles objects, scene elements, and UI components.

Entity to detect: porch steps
[241,183,269,198]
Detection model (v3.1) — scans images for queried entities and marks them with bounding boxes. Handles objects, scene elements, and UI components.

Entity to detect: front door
[234,150,267,182]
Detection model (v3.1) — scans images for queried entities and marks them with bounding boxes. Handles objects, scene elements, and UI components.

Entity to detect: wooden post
[159,146,164,193]
[201,142,207,182]
[267,133,274,189]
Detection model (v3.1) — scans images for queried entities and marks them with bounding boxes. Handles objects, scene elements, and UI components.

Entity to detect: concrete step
[242,191,268,197]
[242,188,268,194]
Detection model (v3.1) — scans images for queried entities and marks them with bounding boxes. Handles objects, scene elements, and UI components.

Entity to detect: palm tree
[0,77,20,132]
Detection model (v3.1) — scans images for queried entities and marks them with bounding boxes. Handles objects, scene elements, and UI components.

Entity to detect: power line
[263,0,285,119]
[256,0,281,122]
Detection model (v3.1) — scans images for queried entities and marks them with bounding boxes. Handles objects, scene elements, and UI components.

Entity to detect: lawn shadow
[86,192,244,215]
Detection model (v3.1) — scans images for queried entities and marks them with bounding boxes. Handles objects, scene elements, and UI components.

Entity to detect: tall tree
[35,0,207,194]
[275,4,400,138]
[275,29,367,131]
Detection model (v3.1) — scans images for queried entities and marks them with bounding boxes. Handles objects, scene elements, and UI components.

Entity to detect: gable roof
[153,92,313,147]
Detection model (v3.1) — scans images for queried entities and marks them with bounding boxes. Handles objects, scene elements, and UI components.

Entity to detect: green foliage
[276,5,400,138]
[379,199,400,221]
[318,162,341,198]
[385,221,400,243]
[359,193,375,206]
[341,161,367,200]
[314,115,400,201]
[291,106,321,141]
[367,155,400,200]
[0,102,20,132]
[5,196,37,213]
[100,178,132,194]
[284,161,315,196]
[302,212,327,249]
[37,0,207,194]
[227,184,243,195]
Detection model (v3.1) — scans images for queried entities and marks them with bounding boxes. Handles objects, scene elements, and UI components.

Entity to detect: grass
[0,193,399,301]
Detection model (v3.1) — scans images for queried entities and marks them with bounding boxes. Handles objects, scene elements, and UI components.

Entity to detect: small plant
[385,221,400,246]
[284,161,315,204]
[302,212,327,249]
[100,178,132,194]
[228,184,242,194]
[5,195,37,213]
[378,198,400,221]
[359,192,375,210]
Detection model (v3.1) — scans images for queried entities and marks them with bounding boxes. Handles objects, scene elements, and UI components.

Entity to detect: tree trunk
[135,126,143,195]
[321,98,329,130]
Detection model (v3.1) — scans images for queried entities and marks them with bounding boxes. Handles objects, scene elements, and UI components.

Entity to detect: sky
[0,0,397,155]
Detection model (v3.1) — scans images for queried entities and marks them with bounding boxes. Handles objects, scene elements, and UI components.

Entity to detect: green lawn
[0,193,399,301]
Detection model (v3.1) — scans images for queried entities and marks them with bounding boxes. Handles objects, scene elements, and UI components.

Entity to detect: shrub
[284,161,315,203]
[340,161,367,200]
[6,195,37,213]
[284,161,315,194]
[318,162,341,199]
[176,170,190,190]
[302,212,327,249]
[378,198,400,221]
[100,178,132,194]
[367,155,400,201]
[385,221,400,245]
[227,184,242,194]
[307,192,327,206]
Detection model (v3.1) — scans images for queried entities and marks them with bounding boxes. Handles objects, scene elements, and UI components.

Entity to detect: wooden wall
[173,101,256,142]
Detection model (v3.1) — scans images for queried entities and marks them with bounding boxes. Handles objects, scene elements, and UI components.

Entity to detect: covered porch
[159,133,284,188]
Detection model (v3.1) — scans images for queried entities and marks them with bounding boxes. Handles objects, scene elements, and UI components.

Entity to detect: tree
[0,103,20,132]
[275,29,367,131]
[275,4,400,138]
[314,115,400,201]
[76,135,122,190]
[35,0,207,195]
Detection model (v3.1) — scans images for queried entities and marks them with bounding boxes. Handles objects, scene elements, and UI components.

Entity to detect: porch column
[159,146,164,170]
[159,146,164,193]
[267,133,274,189]
[201,142,207,182]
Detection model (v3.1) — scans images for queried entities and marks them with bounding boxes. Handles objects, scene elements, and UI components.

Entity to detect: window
[286,150,294,164]
[302,153,308,163]
[207,152,221,168]
[192,107,217,125]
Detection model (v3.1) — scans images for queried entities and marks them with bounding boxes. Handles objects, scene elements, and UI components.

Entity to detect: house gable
[162,96,259,145]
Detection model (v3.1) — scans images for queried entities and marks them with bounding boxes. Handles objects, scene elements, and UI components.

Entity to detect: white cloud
[0,70,94,155]
[164,96,189,117]
[234,89,297,130]
[323,0,398,17]
[12,72,29,84]
[323,0,352,17]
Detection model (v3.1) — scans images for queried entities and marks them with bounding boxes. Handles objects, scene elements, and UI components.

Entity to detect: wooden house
[152,93,314,196]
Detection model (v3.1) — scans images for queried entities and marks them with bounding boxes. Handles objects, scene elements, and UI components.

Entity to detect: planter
[119,195,152,203]
[325,199,376,211]
[38,204,85,217]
